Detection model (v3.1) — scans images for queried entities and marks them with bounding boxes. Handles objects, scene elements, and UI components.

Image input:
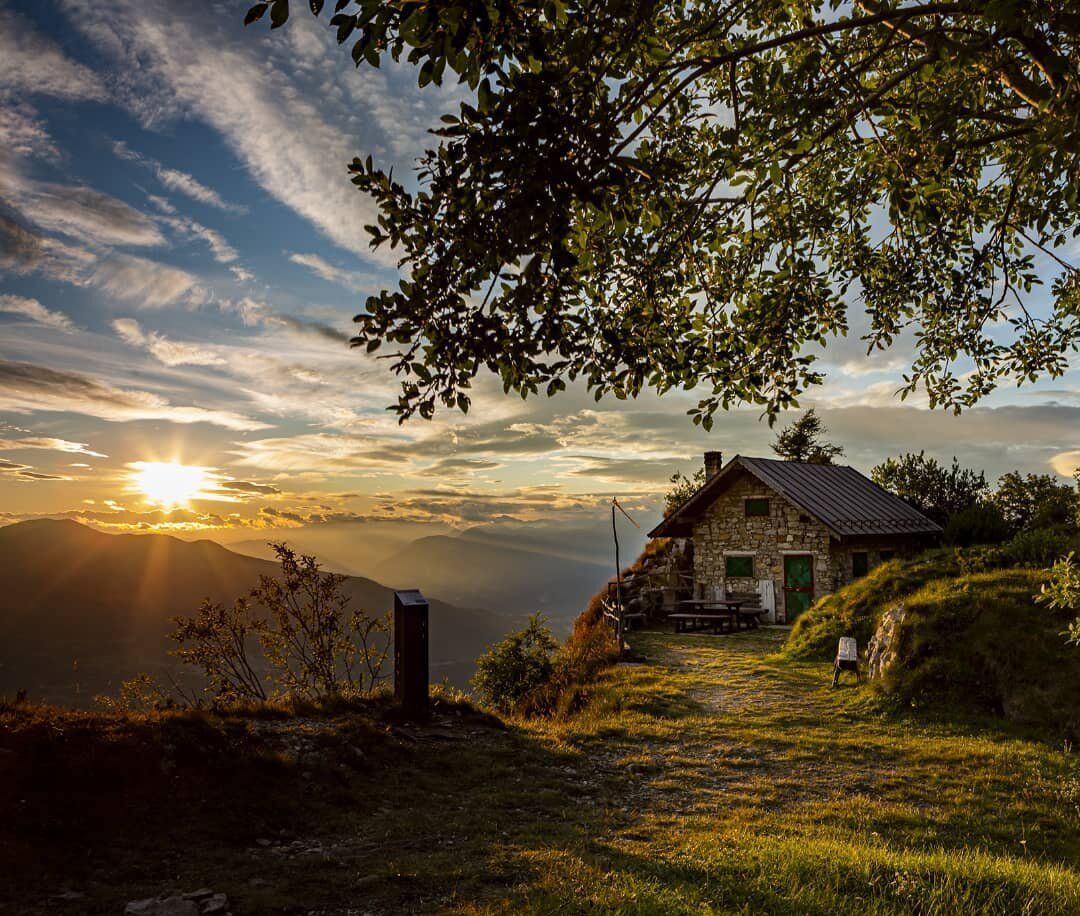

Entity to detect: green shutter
[745,498,769,517]
[725,555,754,577]
[852,552,869,578]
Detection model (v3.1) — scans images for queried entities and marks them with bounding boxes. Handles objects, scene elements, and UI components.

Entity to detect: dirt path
[650,626,827,715]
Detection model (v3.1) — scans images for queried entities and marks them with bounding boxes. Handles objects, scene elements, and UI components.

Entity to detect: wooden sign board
[837,637,858,662]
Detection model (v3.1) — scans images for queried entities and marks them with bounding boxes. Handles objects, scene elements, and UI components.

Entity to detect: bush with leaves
[94,673,172,714]
[993,471,1079,535]
[942,502,1012,547]
[665,467,705,516]
[872,452,988,528]
[172,543,390,704]
[1001,528,1076,569]
[1037,552,1080,646]
[472,615,559,714]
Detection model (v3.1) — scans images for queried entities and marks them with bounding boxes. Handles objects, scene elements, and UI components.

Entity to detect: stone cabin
[648,453,942,623]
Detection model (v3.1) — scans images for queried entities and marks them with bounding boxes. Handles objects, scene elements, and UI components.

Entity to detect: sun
[132,462,208,507]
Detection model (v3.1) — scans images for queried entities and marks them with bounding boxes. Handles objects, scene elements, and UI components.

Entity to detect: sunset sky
[1,0,1078,538]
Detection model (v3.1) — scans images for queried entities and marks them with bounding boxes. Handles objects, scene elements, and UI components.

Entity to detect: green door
[783,554,815,621]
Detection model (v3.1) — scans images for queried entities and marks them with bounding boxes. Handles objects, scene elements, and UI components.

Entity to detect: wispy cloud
[0,359,269,431]
[112,318,225,367]
[0,294,74,332]
[160,214,238,263]
[289,252,374,292]
[65,2,399,265]
[0,9,108,102]
[9,181,165,248]
[92,254,205,308]
[0,437,107,458]
[113,140,244,213]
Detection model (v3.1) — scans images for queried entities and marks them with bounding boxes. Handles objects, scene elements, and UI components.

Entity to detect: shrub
[943,502,1011,547]
[518,610,618,717]
[171,543,390,705]
[1000,528,1074,568]
[1038,552,1080,646]
[472,615,559,713]
[94,673,172,713]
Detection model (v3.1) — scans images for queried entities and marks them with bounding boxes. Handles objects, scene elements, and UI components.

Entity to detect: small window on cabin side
[745,498,769,517]
[852,552,869,578]
[725,555,754,578]
[881,550,895,562]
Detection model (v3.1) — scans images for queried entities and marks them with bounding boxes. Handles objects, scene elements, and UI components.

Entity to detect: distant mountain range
[226,517,651,627]
[0,519,517,707]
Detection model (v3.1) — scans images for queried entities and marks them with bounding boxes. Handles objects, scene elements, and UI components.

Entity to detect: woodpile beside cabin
[649,453,942,624]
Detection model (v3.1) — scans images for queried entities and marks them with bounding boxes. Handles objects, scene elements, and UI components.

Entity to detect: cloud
[64,2,401,265]
[92,254,205,307]
[112,318,225,367]
[562,455,691,484]
[113,140,244,213]
[0,101,60,161]
[415,458,502,478]
[289,252,374,291]
[0,437,107,458]
[0,9,108,102]
[0,457,70,482]
[13,183,165,248]
[14,469,68,481]
[0,214,98,284]
[216,479,282,496]
[161,215,238,263]
[0,359,269,430]
[1050,450,1080,478]
[379,485,631,525]
[224,297,350,343]
[146,194,177,215]
[0,294,74,331]
[232,432,403,474]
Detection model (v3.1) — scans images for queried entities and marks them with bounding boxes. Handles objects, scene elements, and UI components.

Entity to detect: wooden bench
[670,612,736,634]
[726,592,766,629]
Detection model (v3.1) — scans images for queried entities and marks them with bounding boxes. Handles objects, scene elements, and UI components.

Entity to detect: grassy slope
[2,629,1078,914]
[783,550,1080,737]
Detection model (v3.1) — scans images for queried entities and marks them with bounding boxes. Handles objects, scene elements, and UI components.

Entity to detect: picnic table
[671,598,744,634]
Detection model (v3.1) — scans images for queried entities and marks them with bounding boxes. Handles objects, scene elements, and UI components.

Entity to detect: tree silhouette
[771,409,844,464]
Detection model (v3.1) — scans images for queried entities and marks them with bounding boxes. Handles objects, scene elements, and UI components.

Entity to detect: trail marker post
[394,589,429,718]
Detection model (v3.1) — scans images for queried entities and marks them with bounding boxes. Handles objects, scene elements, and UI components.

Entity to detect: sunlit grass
[3,628,1077,913]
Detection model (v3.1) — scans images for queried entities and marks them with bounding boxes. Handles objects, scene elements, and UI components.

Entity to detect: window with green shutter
[725,555,754,577]
[745,498,769,517]
[852,552,869,578]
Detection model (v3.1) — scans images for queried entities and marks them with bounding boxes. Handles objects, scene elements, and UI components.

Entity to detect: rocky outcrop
[867,604,907,680]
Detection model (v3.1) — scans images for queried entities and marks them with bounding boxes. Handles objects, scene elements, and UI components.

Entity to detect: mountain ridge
[0,519,514,706]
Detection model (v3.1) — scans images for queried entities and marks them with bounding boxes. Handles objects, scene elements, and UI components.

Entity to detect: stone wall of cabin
[690,471,834,622]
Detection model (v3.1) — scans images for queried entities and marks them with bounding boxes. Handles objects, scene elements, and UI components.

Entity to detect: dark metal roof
[649,455,943,540]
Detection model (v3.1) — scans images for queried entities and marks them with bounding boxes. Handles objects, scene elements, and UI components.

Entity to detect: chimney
[704,451,723,478]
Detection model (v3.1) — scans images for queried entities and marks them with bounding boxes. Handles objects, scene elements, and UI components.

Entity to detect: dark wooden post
[394,589,429,718]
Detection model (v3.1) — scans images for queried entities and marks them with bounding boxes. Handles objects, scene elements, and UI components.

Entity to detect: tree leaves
[239,0,1080,424]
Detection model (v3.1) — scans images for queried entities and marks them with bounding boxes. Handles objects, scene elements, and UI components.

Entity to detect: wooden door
[783,554,814,622]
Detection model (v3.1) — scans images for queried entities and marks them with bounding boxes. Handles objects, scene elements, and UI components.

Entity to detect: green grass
[783,549,1080,737]
[3,628,1077,913]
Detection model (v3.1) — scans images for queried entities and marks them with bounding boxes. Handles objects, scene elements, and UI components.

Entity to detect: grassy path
[4,629,1079,914]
